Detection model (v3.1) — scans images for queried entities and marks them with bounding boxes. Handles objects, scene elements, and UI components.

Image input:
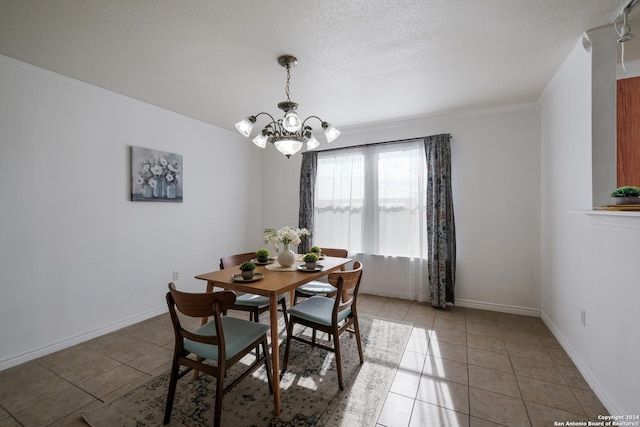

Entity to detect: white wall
[0,55,263,369]
[261,107,542,315]
[539,39,640,415]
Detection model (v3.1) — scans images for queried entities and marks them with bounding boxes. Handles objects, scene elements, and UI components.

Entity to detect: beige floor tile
[411,326,430,340]
[390,369,422,399]
[466,333,506,354]
[516,376,584,415]
[37,344,123,384]
[466,322,503,338]
[78,364,147,398]
[557,365,590,390]
[503,341,551,363]
[547,347,574,366]
[399,349,427,374]
[465,308,497,321]
[121,343,173,374]
[0,417,22,427]
[467,348,513,374]
[0,361,52,387]
[525,401,587,426]
[537,335,563,349]
[434,317,467,333]
[430,328,467,347]
[49,412,92,427]
[422,355,469,386]
[469,417,507,427]
[377,392,414,427]
[405,334,430,354]
[469,366,520,398]
[357,294,387,315]
[500,331,542,346]
[123,318,174,347]
[469,388,530,427]
[416,376,469,414]
[571,388,609,419]
[0,366,74,413]
[509,356,566,385]
[404,311,436,328]
[13,386,95,427]
[428,341,468,364]
[410,400,470,427]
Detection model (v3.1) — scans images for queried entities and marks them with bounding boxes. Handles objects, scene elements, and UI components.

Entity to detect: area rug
[81,315,412,427]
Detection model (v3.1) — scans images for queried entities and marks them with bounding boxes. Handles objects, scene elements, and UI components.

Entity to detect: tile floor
[0,294,608,427]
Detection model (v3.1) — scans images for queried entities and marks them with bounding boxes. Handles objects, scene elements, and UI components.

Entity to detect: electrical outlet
[580,309,586,327]
[173,271,179,281]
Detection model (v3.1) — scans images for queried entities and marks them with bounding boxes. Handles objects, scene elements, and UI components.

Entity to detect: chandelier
[234,55,340,158]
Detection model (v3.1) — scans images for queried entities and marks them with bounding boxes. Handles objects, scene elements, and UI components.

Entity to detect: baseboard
[539,311,617,416]
[456,298,540,317]
[0,306,167,372]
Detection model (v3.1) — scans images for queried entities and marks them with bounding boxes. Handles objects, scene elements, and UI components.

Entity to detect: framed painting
[130,146,183,202]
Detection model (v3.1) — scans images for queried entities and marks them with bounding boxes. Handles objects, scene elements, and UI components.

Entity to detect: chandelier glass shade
[234,55,340,158]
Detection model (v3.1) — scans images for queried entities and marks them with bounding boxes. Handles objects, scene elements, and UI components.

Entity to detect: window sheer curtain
[425,134,456,307]
[307,140,429,300]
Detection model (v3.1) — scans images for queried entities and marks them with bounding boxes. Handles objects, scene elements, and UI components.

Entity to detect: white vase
[277,243,296,267]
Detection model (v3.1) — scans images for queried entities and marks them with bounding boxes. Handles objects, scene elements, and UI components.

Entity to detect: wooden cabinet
[617,76,640,187]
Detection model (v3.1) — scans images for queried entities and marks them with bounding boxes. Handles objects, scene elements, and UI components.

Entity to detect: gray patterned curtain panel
[424,134,457,308]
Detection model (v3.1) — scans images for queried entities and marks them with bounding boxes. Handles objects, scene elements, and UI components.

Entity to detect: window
[315,140,428,258]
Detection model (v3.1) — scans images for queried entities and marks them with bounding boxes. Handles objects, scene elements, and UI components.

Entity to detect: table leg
[269,293,281,416]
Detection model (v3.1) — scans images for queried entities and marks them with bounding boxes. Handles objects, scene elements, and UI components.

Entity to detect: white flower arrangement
[136,157,180,188]
[264,226,310,251]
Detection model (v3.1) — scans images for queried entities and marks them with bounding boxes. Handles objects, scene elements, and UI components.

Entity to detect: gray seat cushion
[235,293,285,307]
[184,316,269,361]
[286,296,351,327]
[297,281,337,295]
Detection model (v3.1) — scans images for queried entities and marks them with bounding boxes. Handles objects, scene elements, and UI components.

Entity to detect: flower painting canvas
[130,146,183,202]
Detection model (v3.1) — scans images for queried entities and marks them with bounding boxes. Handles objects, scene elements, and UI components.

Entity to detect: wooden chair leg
[280,298,289,327]
[281,318,295,377]
[332,327,344,390]
[353,317,364,364]
[163,359,180,424]
[262,338,273,394]
[214,367,224,427]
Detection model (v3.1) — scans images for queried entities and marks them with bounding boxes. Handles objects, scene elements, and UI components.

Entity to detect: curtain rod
[313,133,452,154]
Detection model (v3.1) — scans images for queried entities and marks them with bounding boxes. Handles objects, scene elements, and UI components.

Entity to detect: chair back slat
[319,248,348,258]
[220,252,255,269]
[168,282,236,317]
[327,261,362,316]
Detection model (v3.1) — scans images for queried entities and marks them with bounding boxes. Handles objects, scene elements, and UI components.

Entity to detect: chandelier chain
[285,64,291,102]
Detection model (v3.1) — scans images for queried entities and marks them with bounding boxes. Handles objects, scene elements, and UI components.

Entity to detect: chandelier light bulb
[252,132,268,148]
[306,133,320,150]
[274,138,303,158]
[283,110,302,133]
[235,116,256,137]
[322,122,341,143]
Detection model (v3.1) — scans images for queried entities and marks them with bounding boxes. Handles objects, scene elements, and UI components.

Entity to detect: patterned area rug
[81,315,412,427]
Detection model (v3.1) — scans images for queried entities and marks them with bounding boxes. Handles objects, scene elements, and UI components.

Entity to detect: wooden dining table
[195,255,351,416]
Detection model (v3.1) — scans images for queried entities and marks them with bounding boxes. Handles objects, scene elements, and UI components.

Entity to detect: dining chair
[164,282,272,427]
[281,261,363,390]
[220,252,288,326]
[293,248,349,305]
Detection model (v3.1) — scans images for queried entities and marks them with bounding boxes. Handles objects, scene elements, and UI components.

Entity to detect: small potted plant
[239,261,256,279]
[611,186,640,205]
[303,253,319,270]
[256,248,270,263]
[308,246,322,257]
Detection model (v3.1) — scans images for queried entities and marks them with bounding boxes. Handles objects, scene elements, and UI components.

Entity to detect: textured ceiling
[0,1,633,134]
